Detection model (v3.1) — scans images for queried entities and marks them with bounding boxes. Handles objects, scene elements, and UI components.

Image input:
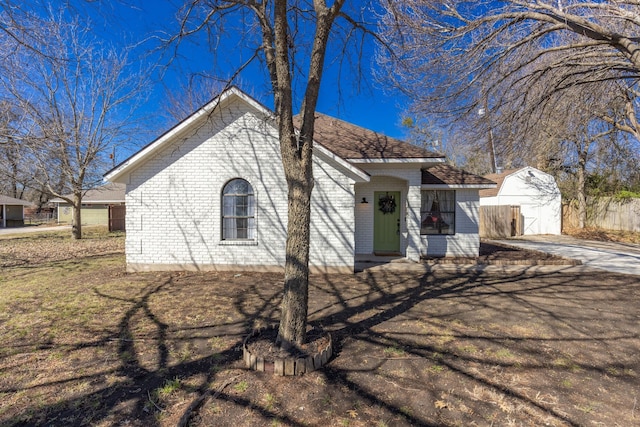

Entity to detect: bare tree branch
[379,0,640,226]
[0,6,149,238]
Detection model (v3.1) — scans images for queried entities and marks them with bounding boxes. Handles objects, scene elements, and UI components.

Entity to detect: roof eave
[50,199,125,204]
[347,157,445,164]
[0,200,34,206]
[313,144,370,182]
[422,184,497,190]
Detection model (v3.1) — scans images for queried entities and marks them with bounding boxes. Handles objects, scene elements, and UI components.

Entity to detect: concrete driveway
[491,235,640,276]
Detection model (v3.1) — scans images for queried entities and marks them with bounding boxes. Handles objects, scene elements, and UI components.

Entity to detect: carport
[0,195,33,228]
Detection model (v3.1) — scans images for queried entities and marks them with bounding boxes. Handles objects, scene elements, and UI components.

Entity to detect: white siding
[355,164,480,261]
[421,189,480,257]
[124,99,355,272]
[353,164,482,259]
[353,165,423,261]
[354,175,409,256]
[480,167,561,235]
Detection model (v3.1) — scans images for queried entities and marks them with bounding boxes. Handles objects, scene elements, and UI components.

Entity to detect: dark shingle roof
[422,164,496,186]
[297,113,443,160]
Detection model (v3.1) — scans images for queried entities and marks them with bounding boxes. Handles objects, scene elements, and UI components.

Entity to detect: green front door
[373,191,401,254]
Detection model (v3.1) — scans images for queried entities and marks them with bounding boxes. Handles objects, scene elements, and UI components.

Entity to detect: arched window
[222,179,255,240]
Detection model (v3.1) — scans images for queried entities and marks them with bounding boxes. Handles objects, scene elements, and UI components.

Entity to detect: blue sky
[88,0,411,142]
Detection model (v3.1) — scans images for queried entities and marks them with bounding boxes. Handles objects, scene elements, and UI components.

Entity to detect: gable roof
[301,113,444,162]
[104,86,273,183]
[105,87,370,184]
[422,164,496,188]
[50,182,126,204]
[480,166,560,198]
[478,169,520,197]
[0,195,34,206]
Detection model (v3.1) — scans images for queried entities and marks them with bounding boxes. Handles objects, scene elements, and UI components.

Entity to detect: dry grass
[564,226,640,244]
[1,229,639,426]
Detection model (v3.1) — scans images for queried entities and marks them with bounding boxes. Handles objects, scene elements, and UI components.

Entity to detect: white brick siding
[124,99,355,272]
[113,91,485,270]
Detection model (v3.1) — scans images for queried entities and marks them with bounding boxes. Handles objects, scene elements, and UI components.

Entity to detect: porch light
[360,197,368,204]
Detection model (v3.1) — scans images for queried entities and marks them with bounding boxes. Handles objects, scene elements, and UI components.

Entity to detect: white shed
[480,167,561,235]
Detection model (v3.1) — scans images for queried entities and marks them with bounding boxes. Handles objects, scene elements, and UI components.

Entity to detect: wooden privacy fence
[480,205,523,238]
[563,197,640,232]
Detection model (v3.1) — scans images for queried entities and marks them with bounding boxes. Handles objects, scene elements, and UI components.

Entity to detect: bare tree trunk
[576,150,588,229]
[170,0,349,348]
[279,172,313,348]
[72,191,82,239]
[266,0,340,349]
[5,136,20,198]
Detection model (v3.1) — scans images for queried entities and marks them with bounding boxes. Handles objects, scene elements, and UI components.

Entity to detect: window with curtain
[222,179,256,240]
[420,190,455,235]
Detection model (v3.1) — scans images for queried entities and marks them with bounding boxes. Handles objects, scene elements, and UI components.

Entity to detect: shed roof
[422,164,496,187]
[0,195,34,206]
[478,169,520,197]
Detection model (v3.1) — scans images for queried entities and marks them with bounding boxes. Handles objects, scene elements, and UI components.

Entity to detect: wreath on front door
[378,193,396,214]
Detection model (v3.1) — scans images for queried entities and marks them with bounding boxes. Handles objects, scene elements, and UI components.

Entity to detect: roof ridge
[304,113,443,161]
[310,112,412,146]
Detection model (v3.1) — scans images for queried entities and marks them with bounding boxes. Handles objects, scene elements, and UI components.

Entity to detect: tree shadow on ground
[5,266,639,426]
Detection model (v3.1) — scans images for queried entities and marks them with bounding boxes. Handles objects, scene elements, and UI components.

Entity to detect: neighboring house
[104,87,495,273]
[50,182,126,228]
[0,195,34,227]
[480,166,561,235]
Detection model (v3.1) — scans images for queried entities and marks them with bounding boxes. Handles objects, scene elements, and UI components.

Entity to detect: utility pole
[479,97,497,174]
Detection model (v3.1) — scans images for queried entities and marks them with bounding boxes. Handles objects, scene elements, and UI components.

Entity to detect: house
[50,182,126,229]
[0,195,34,227]
[480,166,561,235]
[104,87,495,273]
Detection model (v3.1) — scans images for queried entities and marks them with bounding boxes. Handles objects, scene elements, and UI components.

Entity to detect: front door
[373,191,401,254]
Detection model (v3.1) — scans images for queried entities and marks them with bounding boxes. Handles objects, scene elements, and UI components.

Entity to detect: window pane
[247,217,256,239]
[223,196,235,216]
[440,191,455,211]
[235,217,248,239]
[223,179,252,195]
[235,195,248,216]
[223,218,237,239]
[248,194,255,215]
[421,190,455,235]
[221,179,256,240]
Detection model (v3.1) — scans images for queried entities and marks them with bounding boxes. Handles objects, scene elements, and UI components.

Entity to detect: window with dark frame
[222,179,256,240]
[420,190,456,235]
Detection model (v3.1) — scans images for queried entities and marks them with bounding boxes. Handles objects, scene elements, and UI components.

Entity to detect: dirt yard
[564,226,640,244]
[1,229,639,426]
